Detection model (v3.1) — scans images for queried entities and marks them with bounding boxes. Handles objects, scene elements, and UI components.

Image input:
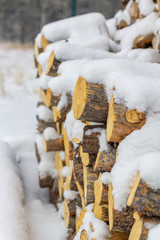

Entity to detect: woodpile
[33,2,160,240]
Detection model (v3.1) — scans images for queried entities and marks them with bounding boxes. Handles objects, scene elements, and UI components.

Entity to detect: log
[45,53,60,77]
[129,212,160,240]
[120,0,130,9]
[117,20,128,29]
[152,35,160,51]
[133,34,154,49]
[76,209,87,233]
[73,76,108,123]
[129,1,140,23]
[58,176,64,198]
[107,95,146,143]
[127,172,160,217]
[83,165,98,205]
[94,173,108,205]
[35,142,41,163]
[80,230,88,240]
[94,148,116,173]
[44,137,64,152]
[39,175,54,188]
[56,122,64,135]
[76,181,86,209]
[37,119,56,134]
[52,101,72,122]
[49,179,59,204]
[64,129,74,165]
[93,202,108,222]
[64,198,76,229]
[108,183,134,232]
[41,34,51,51]
[82,125,105,154]
[34,41,43,59]
[40,88,50,107]
[38,62,43,77]
[64,160,77,191]
[73,146,84,189]
[46,88,61,107]
[80,145,97,166]
[67,229,76,240]
[55,151,65,177]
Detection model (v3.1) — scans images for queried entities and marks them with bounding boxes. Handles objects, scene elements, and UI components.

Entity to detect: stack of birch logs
[34,1,160,239]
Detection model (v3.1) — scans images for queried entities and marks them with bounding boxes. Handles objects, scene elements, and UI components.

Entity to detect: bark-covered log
[108,183,134,232]
[83,165,98,205]
[44,137,64,152]
[73,146,84,189]
[94,173,108,205]
[37,119,56,134]
[49,179,59,204]
[73,76,108,123]
[55,151,65,177]
[107,95,146,143]
[46,88,61,107]
[127,172,160,217]
[64,199,76,229]
[76,181,86,209]
[94,148,116,173]
[39,175,54,188]
[82,125,105,154]
[52,101,72,123]
[45,52,60,77]
[133,34,154,49]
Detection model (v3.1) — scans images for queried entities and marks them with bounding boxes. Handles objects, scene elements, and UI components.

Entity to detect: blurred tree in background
[0,0,120,43]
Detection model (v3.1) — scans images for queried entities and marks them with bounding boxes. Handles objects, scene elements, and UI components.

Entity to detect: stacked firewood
[33,2,160,240]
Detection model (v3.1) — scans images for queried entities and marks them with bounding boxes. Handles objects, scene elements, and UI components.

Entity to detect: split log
[73,146,84,189]
[38,62,43,77]
[80,230,88,240]
[41,34,51,51]
[83,165,98,205]
[127,172,160,217]
[133,34,154,49]
[107,95,146,143]
[82,125,105,154]
[58,176,64,198]
[93,202,108,222]
[94,173,108,205]
[49,179,59,204]
[76,181,86,209]
[80,146,97,166]
[73,76,108,123]
[120,0,130,9]
[56,122,64,135]
[64,160,77,191]
[64,198,76,229]
[67,229,76,240]
[55,151,65,177]
[37,119,56,134]
[44,137,64,152]
[94,148,116,173]
[129,1,140,23]
[64,129,74,165]
[108,183,134,232]
[39,175,54,188]
[129,212,160,240]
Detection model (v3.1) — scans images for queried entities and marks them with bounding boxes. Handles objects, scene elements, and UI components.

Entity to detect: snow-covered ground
[0,44,67,240]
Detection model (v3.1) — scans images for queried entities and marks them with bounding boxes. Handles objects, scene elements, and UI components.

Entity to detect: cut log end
[45,51,55,75]
[107,95,114,143]
[127,171,141,206]
[73,76,87,120]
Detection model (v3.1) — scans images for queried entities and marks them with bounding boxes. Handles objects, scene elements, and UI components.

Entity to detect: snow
[111,113,160,210]
[139,0,156,16]
[37,104,53,122]
[148,224,160,240]
[0,45,67,240]
[43,127,60,140]
[39,74,51,90]
[0,141,29,240]
[101,172,111,185]
[59,151,65,161]
[61,166,71,177]
[127,48,160,63]
[48,59,88,96]
[63,190,79,201]
[64,110,86,142]
[41,13,108,43]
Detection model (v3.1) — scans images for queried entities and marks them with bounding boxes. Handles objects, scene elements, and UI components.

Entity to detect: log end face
[107,95,114,143]
[45,51,55,75]
[73,76,86,120]
[126,110,146,124]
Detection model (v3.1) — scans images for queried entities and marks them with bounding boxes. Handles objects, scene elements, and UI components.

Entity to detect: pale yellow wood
[127,171,141,206]
[45,51,54,75]
[41,34,50,51]
[108,182,114,231]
